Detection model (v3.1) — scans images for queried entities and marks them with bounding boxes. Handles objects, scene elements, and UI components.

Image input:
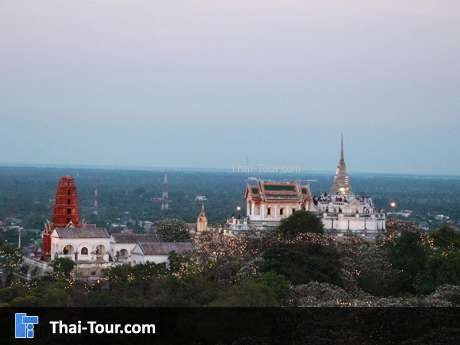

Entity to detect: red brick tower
[42,176,81,260]
[52,176,81,227]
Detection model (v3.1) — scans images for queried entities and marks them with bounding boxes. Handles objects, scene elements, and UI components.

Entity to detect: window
[267,207,271,216]
[63,245,74,255]
[292,208,296,214]
[67,199,71,205]
[80,247,88,255]
[67,208,72,214]
[96,245,105,255]
[280,208,284,216]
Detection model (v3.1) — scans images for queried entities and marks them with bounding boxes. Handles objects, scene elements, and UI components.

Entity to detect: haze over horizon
[1,1,459,175]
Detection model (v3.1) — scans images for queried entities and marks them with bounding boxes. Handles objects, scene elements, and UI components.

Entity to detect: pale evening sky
[0,1,459,175]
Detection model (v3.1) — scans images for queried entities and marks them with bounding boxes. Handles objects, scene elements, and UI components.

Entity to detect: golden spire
[196,204,208,233]
[331,134,352,196]
[199,203,206,216]
[340,133,344,161]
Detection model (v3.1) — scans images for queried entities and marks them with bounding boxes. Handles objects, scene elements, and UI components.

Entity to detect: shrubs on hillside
[260,243,342,286]
[385,226,460,294]
[1,214,459,306]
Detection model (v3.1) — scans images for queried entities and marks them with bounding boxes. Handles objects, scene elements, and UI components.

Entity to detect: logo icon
[15,313,39,339]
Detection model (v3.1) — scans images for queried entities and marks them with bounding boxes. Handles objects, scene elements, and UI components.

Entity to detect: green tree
[260,243,342,286]
[0,243,22,285]
[420,251,460,294]
[148,273,219,307]
[209,276,282,307]
[157,219,191,242]
[0,243,22,270]
[278,211,323,239]
[429,225,460,252]
[168,252,209,278]
[254,272,290,301]
[51,258,75,278]
[0,287,20,304]
[387,232,429,293]
[105,263,167,288]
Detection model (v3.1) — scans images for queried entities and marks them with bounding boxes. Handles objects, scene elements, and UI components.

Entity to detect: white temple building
[315,193,386,237]
[49,226,193,266]
[23,225,193,281]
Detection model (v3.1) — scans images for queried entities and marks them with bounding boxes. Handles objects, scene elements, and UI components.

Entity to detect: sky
[0,1,459,175]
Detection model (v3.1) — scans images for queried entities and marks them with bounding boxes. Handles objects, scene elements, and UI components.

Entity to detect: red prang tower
[42,176,81,260]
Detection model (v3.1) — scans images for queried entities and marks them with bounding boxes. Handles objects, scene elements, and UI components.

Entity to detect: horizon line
[0,162,459,179]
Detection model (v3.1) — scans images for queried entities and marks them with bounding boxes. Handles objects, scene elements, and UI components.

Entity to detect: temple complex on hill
[20,136,384,281]
[225,136,386,238]
[21,176,193,281]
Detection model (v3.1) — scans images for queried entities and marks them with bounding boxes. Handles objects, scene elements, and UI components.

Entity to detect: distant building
[387,210,413,218]
[195,195,207,202]
[140,220,154,232]
[93,188,99,216]
[434,214,450,222]
[109,223,129,232]
[161,172,169,211]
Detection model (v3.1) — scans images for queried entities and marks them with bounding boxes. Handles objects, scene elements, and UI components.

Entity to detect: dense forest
[0,166,459,232]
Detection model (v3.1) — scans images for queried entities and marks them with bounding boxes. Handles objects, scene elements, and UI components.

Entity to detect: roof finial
[340,133,344,161]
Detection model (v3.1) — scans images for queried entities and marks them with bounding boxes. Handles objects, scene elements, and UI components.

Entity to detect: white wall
[110,243,137,261]
[51,234,111,262]
[129,253,169,265]
[248,202,303,222]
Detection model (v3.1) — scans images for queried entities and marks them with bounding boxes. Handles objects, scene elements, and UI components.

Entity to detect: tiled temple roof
[245,180,311,202]
[137,242,194,255]
[112,233,158,244]
[54,226,110,239]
